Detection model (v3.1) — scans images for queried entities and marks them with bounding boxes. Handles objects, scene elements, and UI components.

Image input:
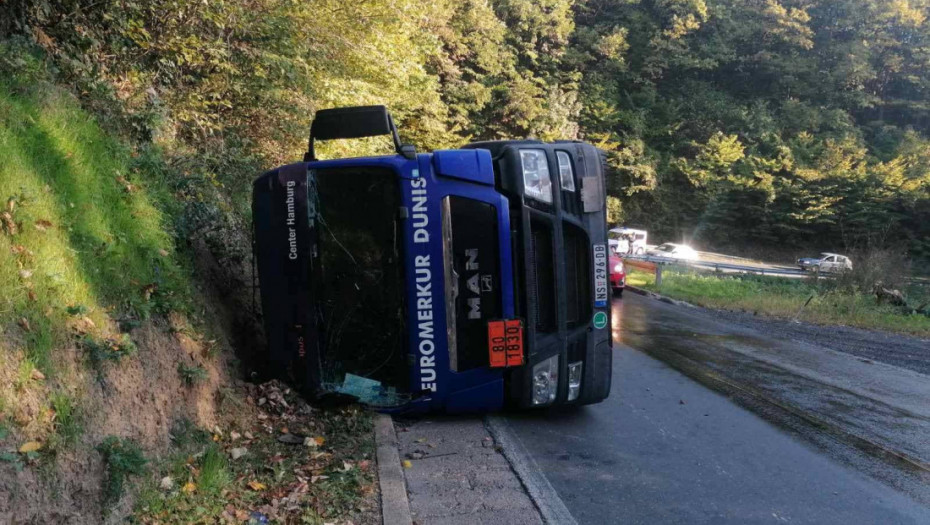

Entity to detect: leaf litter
[135,379,378,524]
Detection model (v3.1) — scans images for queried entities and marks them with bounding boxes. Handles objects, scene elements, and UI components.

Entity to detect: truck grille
[530,220,556,333]
[444,196,501,371]
[563,224,591,328]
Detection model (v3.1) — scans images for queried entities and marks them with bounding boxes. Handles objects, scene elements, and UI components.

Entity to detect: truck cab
[252,106,612,412]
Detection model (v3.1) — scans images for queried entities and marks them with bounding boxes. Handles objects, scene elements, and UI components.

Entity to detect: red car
[610,255,626,296]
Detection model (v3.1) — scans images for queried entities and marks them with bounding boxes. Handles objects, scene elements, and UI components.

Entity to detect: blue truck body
[252,106,612,413]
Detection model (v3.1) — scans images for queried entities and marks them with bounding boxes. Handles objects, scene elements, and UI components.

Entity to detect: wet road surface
[503,293,930,524]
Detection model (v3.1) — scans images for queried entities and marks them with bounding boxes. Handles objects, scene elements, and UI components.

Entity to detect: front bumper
[611,273,626,289]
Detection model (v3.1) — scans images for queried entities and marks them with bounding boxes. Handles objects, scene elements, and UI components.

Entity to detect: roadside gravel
[713,309,930,376]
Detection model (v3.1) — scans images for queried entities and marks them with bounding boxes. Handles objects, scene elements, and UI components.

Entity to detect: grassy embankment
[1,47,376,523]
[0,54,193,451]
[626,268,930,337]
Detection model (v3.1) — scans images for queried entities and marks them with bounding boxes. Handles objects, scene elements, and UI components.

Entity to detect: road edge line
[625,284,695,308]
[374,413,413,525]
[486,415,578,525]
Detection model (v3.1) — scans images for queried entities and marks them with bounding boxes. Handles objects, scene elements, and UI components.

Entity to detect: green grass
[48,391,82,450]
[0,44,197,445]
[628,268,930,337]
[97,436,148,511]
[177,363,208,386]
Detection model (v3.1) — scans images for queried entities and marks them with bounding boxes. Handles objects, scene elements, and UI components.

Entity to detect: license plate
[488,319,524,368]
[593,243,608,307]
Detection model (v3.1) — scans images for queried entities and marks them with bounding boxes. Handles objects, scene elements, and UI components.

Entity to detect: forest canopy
[4,0,930,263]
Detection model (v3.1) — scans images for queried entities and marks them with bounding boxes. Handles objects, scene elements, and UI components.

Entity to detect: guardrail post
[655,265,663,287]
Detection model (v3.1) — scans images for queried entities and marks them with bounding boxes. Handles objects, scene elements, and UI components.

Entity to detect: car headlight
[520,149,553,204]
[531,354,559,406]
[567,361,583,401]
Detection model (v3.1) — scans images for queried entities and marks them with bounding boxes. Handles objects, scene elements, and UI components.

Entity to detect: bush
[177,363,208,386]
[96,436,147,510]
[833,248,912,294]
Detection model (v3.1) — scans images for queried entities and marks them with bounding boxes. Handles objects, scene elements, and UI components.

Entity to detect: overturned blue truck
[252,106,612,412]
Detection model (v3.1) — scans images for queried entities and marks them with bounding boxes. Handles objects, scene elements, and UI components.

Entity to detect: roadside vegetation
[0,46,192,457]
[0,42,376,523]
[627,266,930,338]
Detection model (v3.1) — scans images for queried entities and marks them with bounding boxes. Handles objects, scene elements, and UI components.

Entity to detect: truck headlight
[520,149,553,204]
[567,361,583,401]
[613,262,623,273]
[531,354,559,406]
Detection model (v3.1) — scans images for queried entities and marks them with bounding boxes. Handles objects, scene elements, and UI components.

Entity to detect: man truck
[252,106,612,412]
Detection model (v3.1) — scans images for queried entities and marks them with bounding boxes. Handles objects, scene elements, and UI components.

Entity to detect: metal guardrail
[622,254,809,278]
[621,252,930,286]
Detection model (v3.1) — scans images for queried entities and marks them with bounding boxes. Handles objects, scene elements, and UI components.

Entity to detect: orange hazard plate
[488,319,524,368]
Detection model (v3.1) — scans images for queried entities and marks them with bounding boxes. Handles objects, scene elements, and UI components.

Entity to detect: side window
[556,151,575,192]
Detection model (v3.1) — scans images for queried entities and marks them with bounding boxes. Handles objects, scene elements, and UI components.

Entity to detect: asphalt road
[502,293,930,524]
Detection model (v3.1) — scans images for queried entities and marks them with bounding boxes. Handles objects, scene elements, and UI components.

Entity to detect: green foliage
[49,391,82,450]
[177,363,208,386]
[197,445,231,494]
[573,0,930,264]
[97,436,148,510]
[2,0,929,273]
[81,334,138,369]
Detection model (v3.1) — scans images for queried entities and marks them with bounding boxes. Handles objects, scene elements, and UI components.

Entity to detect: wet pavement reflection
[501,293,930,524]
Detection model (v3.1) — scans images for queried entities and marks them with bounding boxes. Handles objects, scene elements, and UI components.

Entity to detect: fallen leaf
[158,249,169,257]
[17,318,30,332]
[34,219,53,231]
[19,441,42,453]
[342,461,353,472]
[402,460,412,469]
[141,283,158,301]
[277,433,304,445]
[30,369,45,381]
[247,480,266,491]
[6,198,14,213]
[230,431,241,440]
[27,291,36,302]
[230,447,247,460]
[1,212,17,235]
[160,476,174,490]
[310,475,329,484]
[312,436,325,446]
[18,269,32,279]
[358,460,371,471]
[182,481,196,493]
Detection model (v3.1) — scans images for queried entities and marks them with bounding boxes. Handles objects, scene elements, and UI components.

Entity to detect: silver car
[797,253,853,273]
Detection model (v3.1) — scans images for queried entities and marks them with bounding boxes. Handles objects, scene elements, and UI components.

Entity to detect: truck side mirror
[304,105,417,161]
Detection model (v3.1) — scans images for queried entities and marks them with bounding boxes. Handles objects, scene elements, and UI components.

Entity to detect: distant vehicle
[647,243,699,261]
[797,253,853,273]
[609,227,647,255]
[610,255,625,296]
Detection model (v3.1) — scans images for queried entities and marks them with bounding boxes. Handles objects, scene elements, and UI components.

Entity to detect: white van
[609,227,648,255]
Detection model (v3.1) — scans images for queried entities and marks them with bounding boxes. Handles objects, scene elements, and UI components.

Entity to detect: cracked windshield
[2,0,929,523]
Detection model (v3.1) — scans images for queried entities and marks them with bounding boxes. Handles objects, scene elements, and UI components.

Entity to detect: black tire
[613,286,623,297]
